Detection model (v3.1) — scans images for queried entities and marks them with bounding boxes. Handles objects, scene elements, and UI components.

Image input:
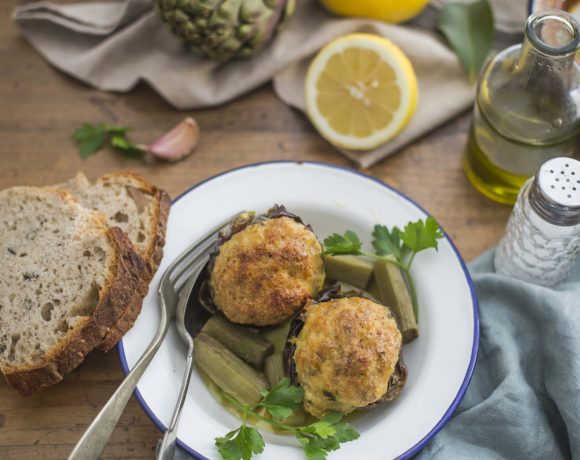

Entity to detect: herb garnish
[72,123,144,159]
[323,217,444,320]
[216,378,359,460]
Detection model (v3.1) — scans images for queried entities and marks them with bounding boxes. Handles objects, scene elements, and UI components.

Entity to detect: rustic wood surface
[0,1,511,458]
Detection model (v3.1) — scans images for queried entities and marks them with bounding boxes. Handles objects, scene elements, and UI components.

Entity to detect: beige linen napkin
[12,0,524,168]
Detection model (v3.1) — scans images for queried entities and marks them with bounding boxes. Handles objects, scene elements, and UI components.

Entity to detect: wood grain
[0,1,510,459]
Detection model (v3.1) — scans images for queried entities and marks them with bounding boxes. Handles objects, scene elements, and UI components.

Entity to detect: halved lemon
[305,34,418,150]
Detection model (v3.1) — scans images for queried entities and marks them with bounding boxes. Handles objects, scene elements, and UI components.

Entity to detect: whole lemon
[320,0,431,23]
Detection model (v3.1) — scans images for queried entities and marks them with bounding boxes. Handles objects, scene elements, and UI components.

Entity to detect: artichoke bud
[172,10,189,24]
[154,0,296,60]
[215,0,244,22]
[237,23,255,39]
[183,22,196,35]
[239,0,267,23]
[264,0,285,10]
[194,17,207,28]
[237,46,254,57]
[222,37,244,52]
[198,0,220,6]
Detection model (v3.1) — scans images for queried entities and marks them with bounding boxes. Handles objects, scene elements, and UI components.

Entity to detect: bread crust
[95,172,171,351]
[2,227,146,396]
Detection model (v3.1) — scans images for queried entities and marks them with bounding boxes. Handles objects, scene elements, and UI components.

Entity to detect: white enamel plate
[118,162,479,460]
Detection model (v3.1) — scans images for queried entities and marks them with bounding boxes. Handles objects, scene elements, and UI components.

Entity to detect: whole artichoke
[155,0,297,61]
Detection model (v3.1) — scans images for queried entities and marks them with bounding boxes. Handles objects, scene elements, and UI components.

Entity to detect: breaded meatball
[209,216,325,326]
[293,297,402,418]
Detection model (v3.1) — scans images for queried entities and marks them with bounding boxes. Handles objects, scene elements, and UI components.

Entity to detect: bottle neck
[516,10,580,87]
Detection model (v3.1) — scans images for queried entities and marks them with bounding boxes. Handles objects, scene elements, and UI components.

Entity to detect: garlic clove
[148,117,200,162]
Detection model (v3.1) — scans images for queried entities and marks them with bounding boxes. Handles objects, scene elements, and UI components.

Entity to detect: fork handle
[68,315,169,460]
[156,345,195,460]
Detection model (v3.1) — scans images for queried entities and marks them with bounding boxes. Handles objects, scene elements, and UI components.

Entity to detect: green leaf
[320,411,342,425]
[257,377,304,422]
[304,442,330,460]
[215,428,242,460]
[295,413,359,460]
[215,424,265,460]
[333,423,360,443]
[400,217,444,254]
[71,123,106,159]
[71,122,143,159]
[437,0,494,83]
[296,433,328,460]
[311,435,340,452]
[300,421,336,439]
[245,427,265,457]
[372,225,405,260]
[323,230,362,255]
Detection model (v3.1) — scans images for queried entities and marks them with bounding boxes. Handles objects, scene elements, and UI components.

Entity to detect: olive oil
[464,101,575,205]
[464,10,580,204]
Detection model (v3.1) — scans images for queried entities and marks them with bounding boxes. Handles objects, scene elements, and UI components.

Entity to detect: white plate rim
[117,160,480,460]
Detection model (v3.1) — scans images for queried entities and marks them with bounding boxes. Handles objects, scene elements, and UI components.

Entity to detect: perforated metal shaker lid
[530,157,580,226]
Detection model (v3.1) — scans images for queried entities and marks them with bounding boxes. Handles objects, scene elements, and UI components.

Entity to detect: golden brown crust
[96,173,171,352]
[294,297,402,418]
[3,227,146,396]
[210,217,325,326]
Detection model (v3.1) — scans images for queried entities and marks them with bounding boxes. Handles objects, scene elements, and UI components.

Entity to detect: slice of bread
[0,187,147,395]
[59,172,170,351]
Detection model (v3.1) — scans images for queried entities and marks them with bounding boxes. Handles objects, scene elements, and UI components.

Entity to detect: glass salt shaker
[494,157,580,286]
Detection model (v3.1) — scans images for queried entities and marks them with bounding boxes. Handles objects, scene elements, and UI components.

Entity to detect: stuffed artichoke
[285,290,407,418]
[154,0,297,61]
[205,206,325,326]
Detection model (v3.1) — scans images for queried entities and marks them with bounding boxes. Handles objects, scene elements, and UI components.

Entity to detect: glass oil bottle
[464,9,580,205]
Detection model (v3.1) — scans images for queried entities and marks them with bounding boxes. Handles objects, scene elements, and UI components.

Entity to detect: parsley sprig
[323,217,444,320]
[72,123,144,159]
[216,378,359,460]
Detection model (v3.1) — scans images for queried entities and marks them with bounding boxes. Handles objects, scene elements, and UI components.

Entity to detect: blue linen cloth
[416,249,580,460]
[176,249,580,459]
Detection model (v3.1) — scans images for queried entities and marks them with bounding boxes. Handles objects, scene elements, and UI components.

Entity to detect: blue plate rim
[117,160,480,460]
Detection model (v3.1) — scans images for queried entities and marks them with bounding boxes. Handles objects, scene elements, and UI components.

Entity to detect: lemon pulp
[305,34,418,150]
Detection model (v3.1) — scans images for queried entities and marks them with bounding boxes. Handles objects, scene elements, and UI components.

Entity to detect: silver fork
[68,218,229,460]
[156,255,209,460]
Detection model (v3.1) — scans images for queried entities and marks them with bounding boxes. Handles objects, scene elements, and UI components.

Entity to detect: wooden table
[0,1,511,458]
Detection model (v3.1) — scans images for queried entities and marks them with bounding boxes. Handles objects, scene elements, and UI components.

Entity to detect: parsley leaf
[71,123,106,159]
[257,378,304,422]
[300,420,336,439]
[215,387,359,460]
[296,432,339,460]
[400,217,444,254]
[324,217,444,324]
[293,412,359,460]
[323,231,362,255]
[372,225,406,260]
[71,122,145,159]
[215,424,265,460]
[333,422,360,443]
